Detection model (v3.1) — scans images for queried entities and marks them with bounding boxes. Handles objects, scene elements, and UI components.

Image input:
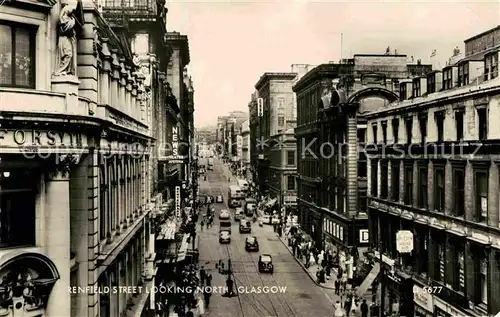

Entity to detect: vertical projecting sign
[175,186,181,217]
[257,98,264,117]
[172,126,179,156]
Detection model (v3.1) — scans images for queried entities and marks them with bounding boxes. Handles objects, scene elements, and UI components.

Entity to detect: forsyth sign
[0,129,84,147]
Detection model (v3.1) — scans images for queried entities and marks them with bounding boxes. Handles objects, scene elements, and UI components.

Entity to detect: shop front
[382,269,414,317]
[413,284,434,317]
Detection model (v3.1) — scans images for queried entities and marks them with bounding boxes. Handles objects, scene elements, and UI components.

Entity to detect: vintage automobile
[219,209,230,220]
[245,236,259,252]
[219,230,231,244]
[219,220,232,233]
[216,195,224,203]
[239,221,251,233]
[258,254,273,274]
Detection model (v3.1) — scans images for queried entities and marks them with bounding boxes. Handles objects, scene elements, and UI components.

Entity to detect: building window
[392,118,399,143]
[452,167,465,217]
[0,23,36,88]
[454,247,465,293]
[434,167,445,212]
[380,161,388,199]
[287,150,295,166]
[413,79,421,97]
[484,53,498,81]
[477,108,488,140]
[404,165,413,205]
[406,117,413,144]
[278,115,285,127]
[391,161,400,201]
[455,110,464,141]
[458,63,469,86]
[400,83,407,100]
[287,175,295,191]
[436,243,445,282]
[372,123,378,144]
[417,166,427,208]
[371,160,378,197]
[0,167,37,247]
[435,111,445,143]
[419,114,427,144]
[427,74,435,93]
[381,121,387,143]
[443,68,452,90]
[478,258,488,304]
[475,170,488,223]
[358,161,367,178]
[100,164,107,241]
[357,128,366,143]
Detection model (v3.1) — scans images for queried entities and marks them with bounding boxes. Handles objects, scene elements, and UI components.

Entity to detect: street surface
[198,158,335,317]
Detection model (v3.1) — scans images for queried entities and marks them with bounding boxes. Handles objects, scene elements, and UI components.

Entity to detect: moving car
[258,254,273,273]
[216,195,224,203]
[234,208,244,221]
[239,221,251,233]
[245,236,259,252]
[220,220,231,233]
[219,230,231,244]
[219,209,230,220]
[205,195,214,204]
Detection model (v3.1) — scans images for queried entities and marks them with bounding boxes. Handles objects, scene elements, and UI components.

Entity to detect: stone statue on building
[54,1,78,76]
[453,46,461,56]
[385,46,391,55]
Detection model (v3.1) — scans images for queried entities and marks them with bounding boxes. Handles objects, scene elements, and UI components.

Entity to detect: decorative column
[345,103,358,217]
[136,73,146,123]
[99,38,112,107]
[131,72,138,120]
[110,50,120,109]
[125,65,133,116]
[45,154,80,317]
[119,58,127,113]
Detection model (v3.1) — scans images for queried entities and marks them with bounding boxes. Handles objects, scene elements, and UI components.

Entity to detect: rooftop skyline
[167,0,500,127]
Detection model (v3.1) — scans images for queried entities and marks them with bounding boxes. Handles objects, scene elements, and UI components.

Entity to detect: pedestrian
[344,297,352,317]
[360,299,369,317]
[197,295,205,316]
[226,277,234,296]
[334,301,343,317]
[334,279,340,295]
[204,291,211,309]
[206,273,212,287]
[200,266,206,285]
[200,220,204,231]
[186,309,194,317]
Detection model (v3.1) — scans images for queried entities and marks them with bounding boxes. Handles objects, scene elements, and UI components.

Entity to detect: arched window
[99,163,106,240]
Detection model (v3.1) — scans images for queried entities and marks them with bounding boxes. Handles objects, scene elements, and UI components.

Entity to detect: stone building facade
[293,57,432,284]
[253,72,297,196]
[365,26,500,317]
[0,0,180,316]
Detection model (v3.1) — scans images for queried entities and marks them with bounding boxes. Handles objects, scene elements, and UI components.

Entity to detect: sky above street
[166,0,500,128]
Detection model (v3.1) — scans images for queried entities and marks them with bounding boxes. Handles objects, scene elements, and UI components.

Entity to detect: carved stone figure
[453,46,461,56]
[54,1,78,76]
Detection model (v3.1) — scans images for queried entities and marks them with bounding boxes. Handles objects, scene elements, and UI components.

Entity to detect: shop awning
[356,263,380,297]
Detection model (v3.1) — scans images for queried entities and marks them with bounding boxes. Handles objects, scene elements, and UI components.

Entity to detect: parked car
[245,236,259,252]
[219,230,231,244]
[219,209,230,220]
[258,254,273,273]
[216,195,224,203]
[239,221,251,233]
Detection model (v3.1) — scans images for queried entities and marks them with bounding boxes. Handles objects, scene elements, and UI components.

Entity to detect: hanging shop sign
[396,230,414,253]
[0,129,86,152]
[359,229,369,243]
[165,126,187,163]
[175,186,181,218]
[413,285,433,313]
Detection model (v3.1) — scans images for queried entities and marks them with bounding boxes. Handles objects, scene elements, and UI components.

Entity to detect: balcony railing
[102,0,160,23]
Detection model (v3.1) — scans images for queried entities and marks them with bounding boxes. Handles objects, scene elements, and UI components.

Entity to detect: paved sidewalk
[277,234,374,317]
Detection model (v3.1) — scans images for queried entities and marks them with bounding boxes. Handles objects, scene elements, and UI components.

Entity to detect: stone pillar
[131,72,138,120]
[110,50,120,109]
[99,38,112,106]
[45,165,72,317]
[141,157,146,206]
[136,74,145,122]
[126,66,133,116]
[119,58,127,113]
